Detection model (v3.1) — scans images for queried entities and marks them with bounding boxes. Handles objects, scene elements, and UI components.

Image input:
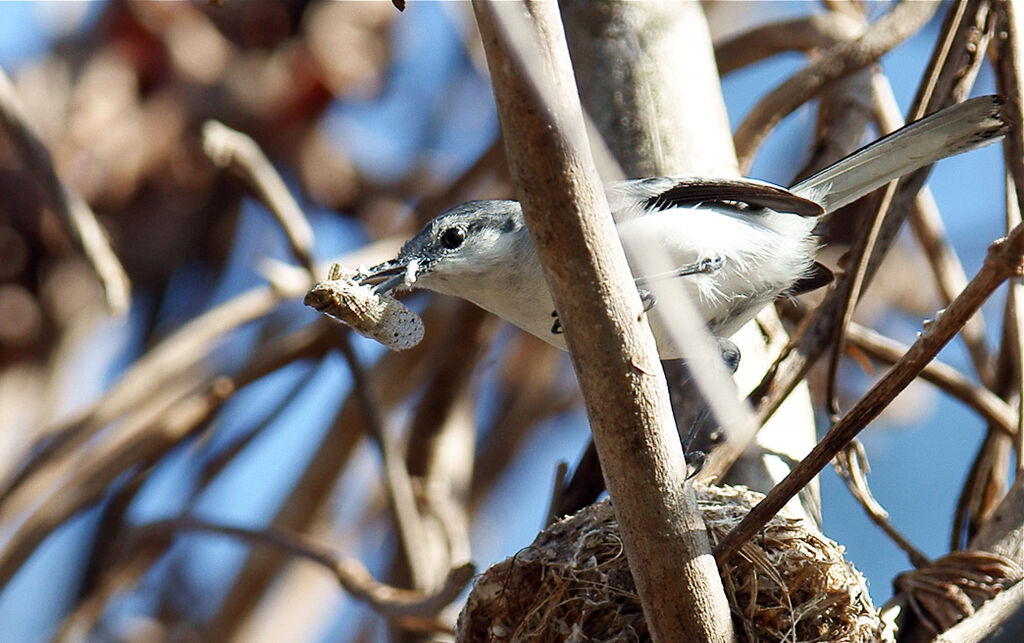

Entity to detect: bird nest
[457,484,881,642]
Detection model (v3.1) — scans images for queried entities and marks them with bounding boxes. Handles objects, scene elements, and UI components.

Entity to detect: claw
[685,450,706,480]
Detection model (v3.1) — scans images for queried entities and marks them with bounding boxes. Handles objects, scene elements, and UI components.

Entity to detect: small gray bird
[358,96,1005,360]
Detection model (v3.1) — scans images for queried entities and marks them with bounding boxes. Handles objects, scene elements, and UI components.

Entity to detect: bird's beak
[357,257,418,294]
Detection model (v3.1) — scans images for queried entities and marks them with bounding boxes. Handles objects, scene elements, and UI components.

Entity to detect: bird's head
[358,200,531,297]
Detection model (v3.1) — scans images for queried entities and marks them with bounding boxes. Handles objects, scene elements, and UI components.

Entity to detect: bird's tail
[790,95,1007,214]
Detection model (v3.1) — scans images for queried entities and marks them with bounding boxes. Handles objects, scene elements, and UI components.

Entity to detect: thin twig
[337,333,435,591]
[714,12,865,75]
[746,0,1000,439]
[845,322,1017,437]
[1007,178,1024,475]
[129,516,474,618]
[825,2,994,421]
[0,380,234,589]
[872,74,993,382]
[202,120,318,279]
[834,442,932,568]
[734,0,939,172]
[717,222,1024,564]
[0,66,131,314]
[994,0,1024,474]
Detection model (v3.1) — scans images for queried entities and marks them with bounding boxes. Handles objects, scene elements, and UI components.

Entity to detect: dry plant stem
[873,75,993,381]
[716,224,1024,564]
[836,444,931,568]
[946,0,1024,551]
[714,12,865,75]
[845,322,1017,437]
[970,474,1024,560]
[207,242,448,638]
[825,2,995,418]
[337,334,434,591]
[995,0,1024,473]
[748,0,995,433]
[733,0,939,172]
[0,66,131,314]
[130,517,473,618]
[2,239,397,503]
[473,2,733,640]
[0,380,234,588]
[1007,181,1024,473]
[933,577,1024,643]
[202,120,318,278]
[1,286,283,499]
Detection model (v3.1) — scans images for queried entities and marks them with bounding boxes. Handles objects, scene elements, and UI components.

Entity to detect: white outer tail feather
[790,95,1006,213]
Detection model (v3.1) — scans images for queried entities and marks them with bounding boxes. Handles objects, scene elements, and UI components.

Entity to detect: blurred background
[0,1,1012,641]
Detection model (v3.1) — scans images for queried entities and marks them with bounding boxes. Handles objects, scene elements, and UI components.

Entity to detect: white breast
[423,205,816,359]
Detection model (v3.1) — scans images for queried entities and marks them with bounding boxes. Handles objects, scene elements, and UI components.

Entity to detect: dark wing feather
[640,178,824,216]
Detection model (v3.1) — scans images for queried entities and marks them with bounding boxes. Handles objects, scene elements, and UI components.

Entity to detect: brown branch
[845,322,1017,437]
[747,0,999,435]
[714,12,865,75]
[130,517,474,618]
[734,0,939,172]
[0,380,234,589]
[472,2,733,640]
[834,442,931,569]
[337,334,434,591]
[202,120,318,278]
[872,74,994,382]
[0,66,131,314]
[995,0,1024,474]
[717,223,1024,564]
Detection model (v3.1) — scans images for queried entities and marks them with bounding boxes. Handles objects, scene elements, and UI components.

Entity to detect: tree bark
[471,1,734,640]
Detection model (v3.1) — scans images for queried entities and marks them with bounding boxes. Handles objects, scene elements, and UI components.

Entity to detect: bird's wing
[790,95,1006,213]
[606,176,823,222]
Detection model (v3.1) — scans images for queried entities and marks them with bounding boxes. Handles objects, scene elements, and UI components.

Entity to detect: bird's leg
[634,254,724,292]
[551,256,722,336]
[550,310,563,335]
[638,288,656,313]
[681,336,740,479]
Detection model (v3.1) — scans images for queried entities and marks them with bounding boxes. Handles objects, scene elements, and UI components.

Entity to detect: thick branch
[471,1,733,640]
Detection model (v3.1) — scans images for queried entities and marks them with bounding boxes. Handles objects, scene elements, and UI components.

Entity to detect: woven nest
[457,484,881,642]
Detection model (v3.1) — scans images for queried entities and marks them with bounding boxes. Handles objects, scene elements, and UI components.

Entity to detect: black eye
[440,226,466,249]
